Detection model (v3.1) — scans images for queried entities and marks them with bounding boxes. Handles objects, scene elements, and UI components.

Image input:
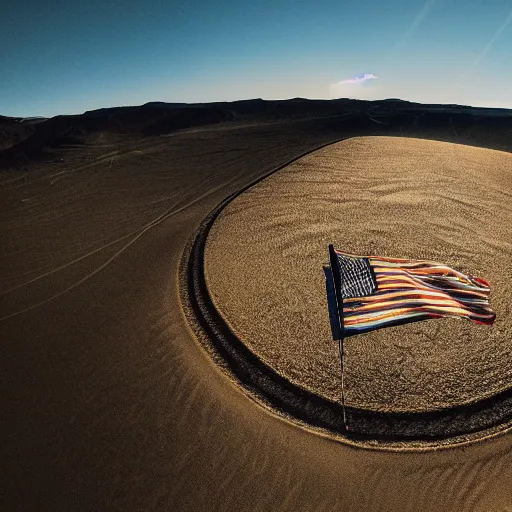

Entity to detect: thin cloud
[338,73,378,85]
[389,0,436,55]
[329,73,380,100]
[469,8,512,71]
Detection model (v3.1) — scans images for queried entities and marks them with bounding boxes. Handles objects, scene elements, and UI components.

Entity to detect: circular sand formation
[204,137,512,423]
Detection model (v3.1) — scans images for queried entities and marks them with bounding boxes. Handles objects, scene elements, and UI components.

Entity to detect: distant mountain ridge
[1,98,511,169]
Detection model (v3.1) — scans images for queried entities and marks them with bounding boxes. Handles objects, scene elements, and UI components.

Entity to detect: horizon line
[2,96,512,120]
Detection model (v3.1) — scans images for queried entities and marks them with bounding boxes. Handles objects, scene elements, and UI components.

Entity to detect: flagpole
[338,336,347,429]
[329,244,348,431]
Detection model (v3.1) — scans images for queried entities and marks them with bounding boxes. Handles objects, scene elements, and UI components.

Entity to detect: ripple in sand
[205,137,512,417]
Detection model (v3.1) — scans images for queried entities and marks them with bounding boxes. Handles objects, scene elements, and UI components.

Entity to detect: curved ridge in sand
[184,136,512,443]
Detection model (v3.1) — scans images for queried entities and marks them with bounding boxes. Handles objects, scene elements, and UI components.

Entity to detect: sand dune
[2,112,512,510]
[205,137,512,417]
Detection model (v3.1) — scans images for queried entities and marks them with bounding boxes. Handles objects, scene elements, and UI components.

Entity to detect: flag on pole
[328,245,496,338]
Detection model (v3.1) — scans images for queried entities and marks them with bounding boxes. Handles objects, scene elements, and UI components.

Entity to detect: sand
[205,137,512,414]
[2,119,512,511]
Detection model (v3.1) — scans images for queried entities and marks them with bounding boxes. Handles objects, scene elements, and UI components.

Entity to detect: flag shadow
[323,266,343,341]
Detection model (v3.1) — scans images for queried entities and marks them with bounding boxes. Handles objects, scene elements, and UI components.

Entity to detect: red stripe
[473,276,491,287]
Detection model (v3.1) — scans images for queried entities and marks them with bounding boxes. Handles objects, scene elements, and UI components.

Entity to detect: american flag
[328,245,496,338]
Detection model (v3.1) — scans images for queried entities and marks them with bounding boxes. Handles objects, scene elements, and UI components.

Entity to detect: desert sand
[205,137,512,415]
[1,105,512,510]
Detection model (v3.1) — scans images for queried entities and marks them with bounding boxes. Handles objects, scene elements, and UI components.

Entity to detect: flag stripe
[376,278,490,296]
[346,298,487,314]
[344,289,489,304]
[344,306,494,325]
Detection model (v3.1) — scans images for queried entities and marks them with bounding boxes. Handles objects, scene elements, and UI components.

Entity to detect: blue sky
[1,0,511,117]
